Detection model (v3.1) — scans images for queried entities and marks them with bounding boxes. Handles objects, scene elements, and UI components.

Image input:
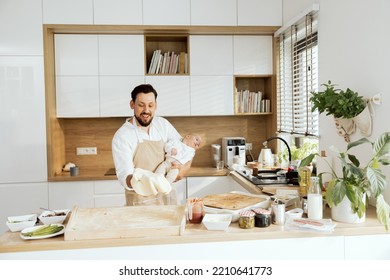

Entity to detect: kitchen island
[1,205,389,260]
[1,170,390,260]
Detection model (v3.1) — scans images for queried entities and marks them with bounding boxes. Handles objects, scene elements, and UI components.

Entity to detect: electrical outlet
[246,143,253,150]
[76,147,97,155]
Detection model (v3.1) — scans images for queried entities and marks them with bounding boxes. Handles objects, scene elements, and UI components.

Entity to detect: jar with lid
[253,208,272,227]
[307,176,323,220]
[238,210,255,229]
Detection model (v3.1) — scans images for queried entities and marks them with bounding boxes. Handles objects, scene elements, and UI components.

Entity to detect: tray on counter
[203,191,271,222]
[64,205,186,241]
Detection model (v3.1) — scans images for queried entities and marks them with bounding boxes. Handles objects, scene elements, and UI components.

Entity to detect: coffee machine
[222,137,246,168]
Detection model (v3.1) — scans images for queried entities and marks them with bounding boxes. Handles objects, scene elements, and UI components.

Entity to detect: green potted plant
[299,131,390,230]
[278,140,318,167]
[310,80,366,119]
[310,81,371,140]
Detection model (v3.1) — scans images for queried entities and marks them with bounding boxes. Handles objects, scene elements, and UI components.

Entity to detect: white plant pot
[334,117,356,135]
[331,196,366,224]
[353,105,372,137]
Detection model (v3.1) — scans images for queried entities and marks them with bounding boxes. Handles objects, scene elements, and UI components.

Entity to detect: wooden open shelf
[145,34,189,75]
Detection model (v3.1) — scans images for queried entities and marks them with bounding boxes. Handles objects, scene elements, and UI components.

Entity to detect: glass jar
[238,210,255,229]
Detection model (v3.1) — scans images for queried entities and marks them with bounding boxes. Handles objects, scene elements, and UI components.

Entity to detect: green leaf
[299,153,317,168]
[373,132,390,158]
[347,137,371,151]
[325,180,336,207]
[376,195,390,231]
[379,157,390,165]
[332,180,346,206]
[347,154,360,167]
[367,167,387,197]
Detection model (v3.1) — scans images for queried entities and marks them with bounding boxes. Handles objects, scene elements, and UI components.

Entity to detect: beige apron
[125,118,177,206]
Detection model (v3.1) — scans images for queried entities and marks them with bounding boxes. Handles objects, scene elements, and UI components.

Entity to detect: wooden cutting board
[202,193,266,210]
[64,205,185,241]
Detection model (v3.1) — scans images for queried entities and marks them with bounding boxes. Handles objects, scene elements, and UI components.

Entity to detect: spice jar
[253,208,272,228]
[238,210,255,229]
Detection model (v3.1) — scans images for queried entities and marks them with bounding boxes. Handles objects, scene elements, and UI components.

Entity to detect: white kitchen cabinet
[0,56,47,183]
[42,0,93,24]
[0,0,43,55]
[0,182,48,234]
[94,180,125,208]
[237,0,282,26]
[48,182,95,210]
[190,76,234,116]
[191,0,237,26]
[93,0,143,25]
[99,76,145,117]
[56,76,100,117]
[345,234,390,259]
[233,35,273,75]
[98,35,144,75]
[190,35,233,75]
[229,177,250,193]
[145,76,190,116]
[143,0,190,26]
[55,35,99,76]
[186,176,231,198]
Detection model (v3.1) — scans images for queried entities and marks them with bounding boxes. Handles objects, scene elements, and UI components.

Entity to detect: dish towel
[129,168,172,196]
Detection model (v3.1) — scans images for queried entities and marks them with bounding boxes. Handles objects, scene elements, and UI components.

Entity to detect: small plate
[20,224,65,240]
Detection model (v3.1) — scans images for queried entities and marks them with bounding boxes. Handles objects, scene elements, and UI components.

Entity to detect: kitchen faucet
[263,136,292,163]
[263,136,299,184]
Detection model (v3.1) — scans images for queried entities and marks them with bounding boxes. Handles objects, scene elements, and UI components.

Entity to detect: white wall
[283,0,390,202]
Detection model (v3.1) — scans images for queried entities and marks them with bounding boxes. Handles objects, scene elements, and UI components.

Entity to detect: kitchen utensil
[39,209,70,225]
[6,214,37,232]
[202,214,232,231]
[70,166,79,176]
[203,191,270,222]
[203,192,267,210]
[211,144,222,167]
[258,147,272,167]
[65,205,186,241]
[271,200,286,225]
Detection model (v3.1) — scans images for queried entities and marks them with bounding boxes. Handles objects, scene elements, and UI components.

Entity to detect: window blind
[277,12,319,137]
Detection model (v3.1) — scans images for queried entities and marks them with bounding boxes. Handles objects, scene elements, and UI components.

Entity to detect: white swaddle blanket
[129,168,172,196]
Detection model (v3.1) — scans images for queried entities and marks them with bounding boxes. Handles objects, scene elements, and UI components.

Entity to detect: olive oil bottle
[298,166,311,197]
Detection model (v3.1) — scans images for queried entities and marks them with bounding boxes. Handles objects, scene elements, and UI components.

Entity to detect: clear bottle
[307,176,323,220]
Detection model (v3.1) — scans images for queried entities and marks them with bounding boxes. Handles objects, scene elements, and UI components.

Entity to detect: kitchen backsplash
[61,115,273,173]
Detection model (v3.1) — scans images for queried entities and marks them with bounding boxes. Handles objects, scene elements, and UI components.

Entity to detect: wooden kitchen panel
[55,115,270,179]
[65,205,186,241]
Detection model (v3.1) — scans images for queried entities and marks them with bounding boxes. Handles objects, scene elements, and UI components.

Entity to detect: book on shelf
[148,50,157,74]
[236,90,263,113]
[149,50,187,74]
[150,50,161,74]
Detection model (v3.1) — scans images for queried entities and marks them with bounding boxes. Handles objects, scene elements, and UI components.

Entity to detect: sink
[236,169,298,186]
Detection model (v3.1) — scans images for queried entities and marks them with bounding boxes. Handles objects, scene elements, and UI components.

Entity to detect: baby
[155,134,202,184]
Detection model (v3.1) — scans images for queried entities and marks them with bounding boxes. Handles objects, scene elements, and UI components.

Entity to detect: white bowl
[39,209,70,225]
[6,214,37,232]
[202,214,232,231]
[286,208,304,219]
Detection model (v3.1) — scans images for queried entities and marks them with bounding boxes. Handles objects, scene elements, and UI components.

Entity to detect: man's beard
[135,113,153,127]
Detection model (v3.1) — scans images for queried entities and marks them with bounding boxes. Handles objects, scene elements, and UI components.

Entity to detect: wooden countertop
[0,206,387,254]
[49,166,231,182]
[5,169,387,255]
